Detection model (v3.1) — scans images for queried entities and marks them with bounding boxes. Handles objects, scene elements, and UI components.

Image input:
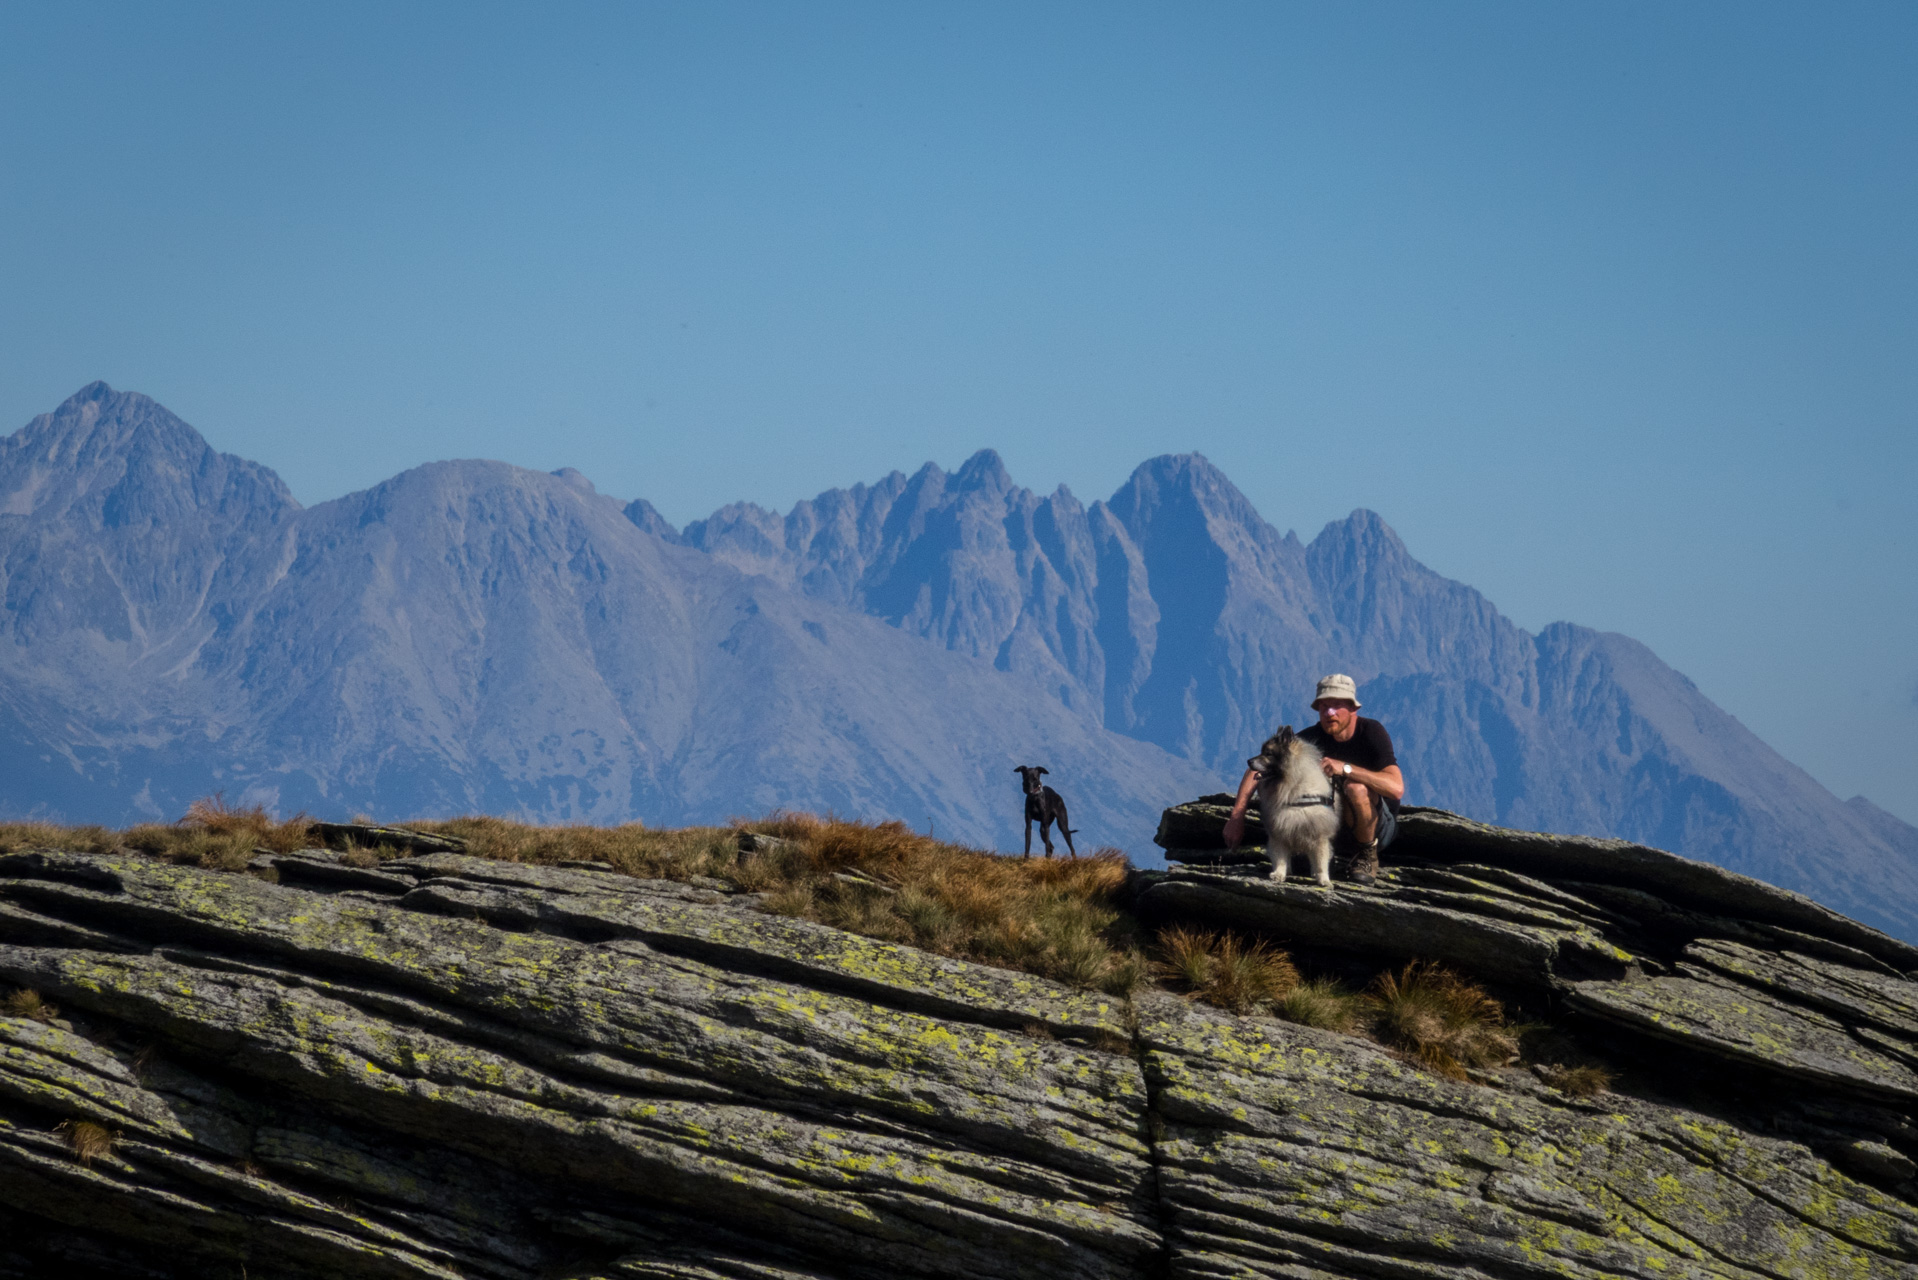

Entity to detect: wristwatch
[1342,763,1352,775]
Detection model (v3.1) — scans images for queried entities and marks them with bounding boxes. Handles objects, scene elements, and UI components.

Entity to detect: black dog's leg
[1039,813,1055,858]
[1023,811,1033,858]
[1057,799,1077,857]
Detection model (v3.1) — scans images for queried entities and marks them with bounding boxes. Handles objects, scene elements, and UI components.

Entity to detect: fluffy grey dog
[1254,726,1341,887]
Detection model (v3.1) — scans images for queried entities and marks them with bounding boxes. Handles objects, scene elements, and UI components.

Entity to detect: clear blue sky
[4,3,1914,822]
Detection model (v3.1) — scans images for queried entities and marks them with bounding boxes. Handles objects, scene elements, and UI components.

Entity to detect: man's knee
[1340,784,1377,838]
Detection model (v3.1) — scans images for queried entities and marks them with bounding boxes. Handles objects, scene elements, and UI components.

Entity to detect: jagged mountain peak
[1,382,298,519]
[624,497,681,543]
[1305,508,1429,605]
[1105,452,1276,549]
[944,449,1025,502]
[1310,507,1407,555]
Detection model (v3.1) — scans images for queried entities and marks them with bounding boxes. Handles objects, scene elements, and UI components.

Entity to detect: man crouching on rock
[1222,674,1405,886]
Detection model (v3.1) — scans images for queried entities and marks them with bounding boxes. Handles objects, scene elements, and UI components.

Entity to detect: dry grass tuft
[803,818,925,873]
[1155,927,1300,1014]
[742,811,827,842]
[1367,961,1518,1080]
[57,1120,116,1166]
[1276,977,1367,1032]
[87,793,318,871]
[0,822,117,857]
[1536,1062,1613,1097]
[176,793,312,868]
[3,988,58,1023]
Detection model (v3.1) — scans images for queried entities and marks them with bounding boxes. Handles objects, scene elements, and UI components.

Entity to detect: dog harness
[1278,795,1335,810]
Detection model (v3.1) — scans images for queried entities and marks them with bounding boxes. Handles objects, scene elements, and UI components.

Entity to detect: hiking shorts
[1333,794,1398,854]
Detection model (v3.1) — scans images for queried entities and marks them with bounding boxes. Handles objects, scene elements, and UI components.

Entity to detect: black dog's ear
[1036,767,1048,775]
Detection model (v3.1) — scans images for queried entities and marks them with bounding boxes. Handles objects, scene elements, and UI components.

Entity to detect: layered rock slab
[1141,992,1918,1280]
[1147,799,1918,1206]
[1,845,1916,1277]
[0,851,1152,1280]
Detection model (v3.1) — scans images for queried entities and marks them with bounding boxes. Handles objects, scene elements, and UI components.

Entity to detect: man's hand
[1316,759,1405,802]
[1223,814,1244,849]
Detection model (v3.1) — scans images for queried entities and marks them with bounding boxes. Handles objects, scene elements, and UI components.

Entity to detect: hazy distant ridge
[3,383,1915,939]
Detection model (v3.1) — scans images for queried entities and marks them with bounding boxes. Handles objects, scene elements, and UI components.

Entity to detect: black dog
[1013,765,1078,858]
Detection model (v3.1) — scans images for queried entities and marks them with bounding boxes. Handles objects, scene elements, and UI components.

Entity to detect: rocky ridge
[4,810,1918,1278]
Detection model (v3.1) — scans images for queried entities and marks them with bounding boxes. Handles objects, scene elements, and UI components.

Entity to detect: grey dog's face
[1260,726,1300,779]
[1265,725,1296,767]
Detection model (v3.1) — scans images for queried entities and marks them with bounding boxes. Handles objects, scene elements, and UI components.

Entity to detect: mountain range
[4,382,1915,938]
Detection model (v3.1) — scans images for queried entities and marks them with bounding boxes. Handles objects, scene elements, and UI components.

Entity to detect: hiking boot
[1350,841,1380,886]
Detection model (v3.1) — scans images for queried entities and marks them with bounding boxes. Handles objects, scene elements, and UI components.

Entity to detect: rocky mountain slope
[1,382,1914,939]
[4,814,1918,1278]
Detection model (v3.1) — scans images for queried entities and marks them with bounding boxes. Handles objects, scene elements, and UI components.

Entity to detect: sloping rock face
[1145,803,1918,1224]
[0,848,1150,1280]
[5,821,1918,1278]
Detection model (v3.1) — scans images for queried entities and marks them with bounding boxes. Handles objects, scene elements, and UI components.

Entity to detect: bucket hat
[1312,673,1361,708]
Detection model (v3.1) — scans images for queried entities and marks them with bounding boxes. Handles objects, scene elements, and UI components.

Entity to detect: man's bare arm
[1320,759,1405,802]
[1221,767,1261,849]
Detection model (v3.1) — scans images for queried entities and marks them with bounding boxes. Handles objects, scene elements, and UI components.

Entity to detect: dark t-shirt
[1301,718,1401,814]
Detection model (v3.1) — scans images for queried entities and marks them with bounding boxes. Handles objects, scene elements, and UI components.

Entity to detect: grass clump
[1367,960,1517,1079]
[1153,929,1369,1031]
[3,988,58,1023]
[1277,977,1367,1032]
[1151,926,1381,1033]
[1155,927,1300,1014]
[0,822,117,857]
[1535,1062,1613,1097]
[115,793,315,871]
[57,1120,116,1166]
